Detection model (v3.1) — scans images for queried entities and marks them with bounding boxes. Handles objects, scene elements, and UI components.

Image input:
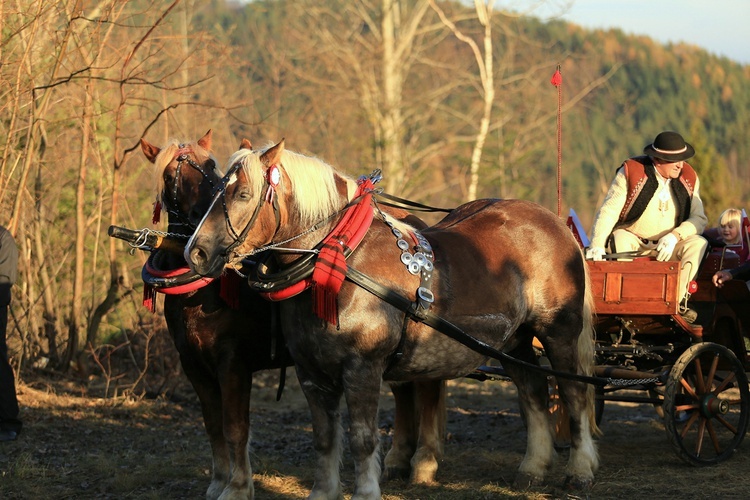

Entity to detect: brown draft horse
[185,140,599,498]
[140,131,291,500]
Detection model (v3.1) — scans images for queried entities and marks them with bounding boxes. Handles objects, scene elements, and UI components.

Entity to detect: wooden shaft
[107,225,185,254]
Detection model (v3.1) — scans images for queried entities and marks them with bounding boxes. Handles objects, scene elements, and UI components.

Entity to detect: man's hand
[656,233,678,261]
[713,270,732,288]
[585,246,606,261]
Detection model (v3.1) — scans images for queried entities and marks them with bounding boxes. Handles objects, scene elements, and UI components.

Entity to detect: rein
[374,191,453,214]
[344,266,612,387]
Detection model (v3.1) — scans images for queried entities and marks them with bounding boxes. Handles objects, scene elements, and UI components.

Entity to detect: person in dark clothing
[0,225,20,442]
[713,263,750,288]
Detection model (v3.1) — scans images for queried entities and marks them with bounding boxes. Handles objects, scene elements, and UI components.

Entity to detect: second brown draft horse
[140,131,291,500]
[185,140,599,498]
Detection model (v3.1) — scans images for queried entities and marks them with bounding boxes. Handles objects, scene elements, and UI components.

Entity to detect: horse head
[185,139,289,277]
[186,139,349,278]
[140,129,220,237]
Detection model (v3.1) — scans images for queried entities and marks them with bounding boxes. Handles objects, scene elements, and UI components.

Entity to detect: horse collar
[251,180,376,304]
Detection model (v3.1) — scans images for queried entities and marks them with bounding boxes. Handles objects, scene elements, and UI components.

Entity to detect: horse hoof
[564,475,594,492]
[410,466,438,485]
[381,466,410,481]
[513,472,543,490]
[206,480,227,500]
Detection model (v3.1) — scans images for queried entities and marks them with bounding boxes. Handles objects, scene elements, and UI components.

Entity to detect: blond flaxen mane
[227,145,358,228]
[225,144,419,238]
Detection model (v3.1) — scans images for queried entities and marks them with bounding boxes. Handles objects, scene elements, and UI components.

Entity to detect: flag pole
[550,64,562,217]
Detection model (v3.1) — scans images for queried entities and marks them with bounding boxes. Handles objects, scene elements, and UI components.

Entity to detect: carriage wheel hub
[701,394,729,418]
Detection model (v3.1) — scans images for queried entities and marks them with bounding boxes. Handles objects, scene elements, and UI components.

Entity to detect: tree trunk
[68,79,92,373]
[381,0,405,193]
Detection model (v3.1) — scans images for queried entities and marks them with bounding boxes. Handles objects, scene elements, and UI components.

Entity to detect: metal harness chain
[130,228,189,247]
[606,376,662,387]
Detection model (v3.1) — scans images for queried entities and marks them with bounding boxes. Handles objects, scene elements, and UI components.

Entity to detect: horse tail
[578,251,601,437]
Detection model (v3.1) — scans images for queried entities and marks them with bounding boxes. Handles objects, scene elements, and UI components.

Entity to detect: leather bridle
[164,146,217,232]
[210,160,281,263]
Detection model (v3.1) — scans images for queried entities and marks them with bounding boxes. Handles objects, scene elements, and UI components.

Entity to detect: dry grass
[1,370,749,499]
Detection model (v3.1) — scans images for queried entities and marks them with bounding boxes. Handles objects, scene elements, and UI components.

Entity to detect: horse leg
[184,365,231,499]
[382,382,417,480]
[555,377,597,490]
[544,335,598,490]
[342,365,385,500]
[410,379,446,484]
[296,365,344,500]
[217,366,253,500]
[503,344,556,489]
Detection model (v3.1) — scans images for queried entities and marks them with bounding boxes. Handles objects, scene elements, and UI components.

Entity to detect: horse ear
[261,138,285,166]
[197,129,212,151]
[239,138,252,150]
[140,138,160,164]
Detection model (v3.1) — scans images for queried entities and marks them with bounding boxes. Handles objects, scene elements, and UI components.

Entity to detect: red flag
[550,68,562,87]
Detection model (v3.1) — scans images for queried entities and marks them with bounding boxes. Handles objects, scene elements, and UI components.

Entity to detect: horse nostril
[189,246,207,268]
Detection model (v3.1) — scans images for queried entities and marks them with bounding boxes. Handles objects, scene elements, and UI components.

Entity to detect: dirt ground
[2,368,750,500]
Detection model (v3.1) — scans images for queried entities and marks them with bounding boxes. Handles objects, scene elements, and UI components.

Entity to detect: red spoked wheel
[663,343,749,465]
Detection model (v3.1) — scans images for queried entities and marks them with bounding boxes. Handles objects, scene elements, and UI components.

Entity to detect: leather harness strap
[345,266,607,386]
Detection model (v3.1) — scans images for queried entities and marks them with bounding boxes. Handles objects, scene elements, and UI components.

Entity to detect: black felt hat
[643,131,695,161]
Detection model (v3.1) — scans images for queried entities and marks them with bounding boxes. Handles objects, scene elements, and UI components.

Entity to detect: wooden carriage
[572,210,750,465]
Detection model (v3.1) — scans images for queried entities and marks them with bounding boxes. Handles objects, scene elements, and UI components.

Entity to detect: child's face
[721,222,740,244]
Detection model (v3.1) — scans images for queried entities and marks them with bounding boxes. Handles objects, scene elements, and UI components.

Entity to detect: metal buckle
[417,287,434,303]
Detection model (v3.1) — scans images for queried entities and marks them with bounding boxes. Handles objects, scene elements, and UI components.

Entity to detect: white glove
[585,246,606,261]
[656,233,678,261]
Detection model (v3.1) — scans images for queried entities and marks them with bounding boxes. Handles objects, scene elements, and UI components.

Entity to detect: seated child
[716,208,749,263]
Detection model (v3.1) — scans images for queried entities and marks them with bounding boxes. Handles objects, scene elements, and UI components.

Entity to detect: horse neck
[271,172,355,264]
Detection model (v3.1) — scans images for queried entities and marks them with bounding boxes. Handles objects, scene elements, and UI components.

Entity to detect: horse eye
[238,190,252,201]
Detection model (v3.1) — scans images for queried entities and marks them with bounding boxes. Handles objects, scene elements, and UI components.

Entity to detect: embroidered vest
[618,156,697,227]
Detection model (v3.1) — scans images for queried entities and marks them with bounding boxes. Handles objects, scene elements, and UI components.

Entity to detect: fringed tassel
[312,287,339,326]
[152,200,162,225]
[143,283,157,313]
[311,243,347,325]
[220,271,242,309]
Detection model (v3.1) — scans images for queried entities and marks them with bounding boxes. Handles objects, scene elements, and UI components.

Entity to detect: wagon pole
[551,64,563,217]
